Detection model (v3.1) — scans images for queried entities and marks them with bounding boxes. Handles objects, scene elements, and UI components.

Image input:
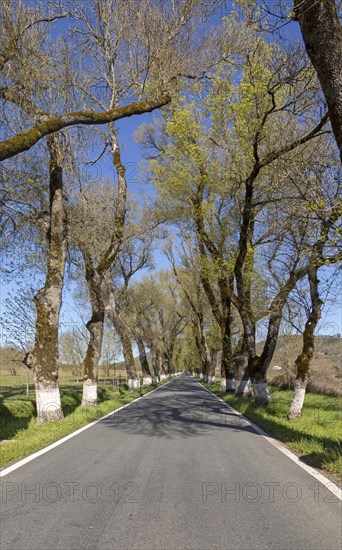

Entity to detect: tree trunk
[150,347,160,383]
[232,320,255,397]
[24,135,66,423]
[82,312,104,406]
[220,299,235,392]
[208,348,219,384]
[246,265,308,405]
[248,307,294,405]
[289,264,323,419]
[193,318,210,378]
[294,0,342,161]
[136,335,152,386]
[249,355,272,405]
[156,345,166,379]
[82,122,129,404]
[234,350,251,397]
[248,323,279,405]
[162,351,171,378]
[248,332,277,405]
[122,331,140,391]
[111,309,140,391]
[234,175,258,366]
[82,262,105,406]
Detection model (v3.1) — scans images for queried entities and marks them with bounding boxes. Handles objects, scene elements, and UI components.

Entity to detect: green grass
[0,380,167,469]
[203,383,342,479]
[0,369,128,389]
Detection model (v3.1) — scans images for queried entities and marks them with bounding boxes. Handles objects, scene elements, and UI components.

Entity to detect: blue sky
[1,3,341,350]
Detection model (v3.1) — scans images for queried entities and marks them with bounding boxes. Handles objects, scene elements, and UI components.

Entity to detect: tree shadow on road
[100,377,257,439]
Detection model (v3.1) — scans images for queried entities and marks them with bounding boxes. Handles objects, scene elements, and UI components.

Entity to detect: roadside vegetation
[203,381,342,478]
[1,0,341,463]
[0,378,169,469]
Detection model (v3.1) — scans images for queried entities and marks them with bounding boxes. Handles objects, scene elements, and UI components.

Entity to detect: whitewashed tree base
[208,375,215,384]
[199,373,204,379]
[82,383,98,407]
[221,378,235,391]
[153,376,159,384]
[227,378,235,391]
[142,376,152,386]
[128,378,140,391]
[288,387,306,419]
[160,374,167,381]
[36,388,63,423]
[235,379,251,397]
[253,382,272,404]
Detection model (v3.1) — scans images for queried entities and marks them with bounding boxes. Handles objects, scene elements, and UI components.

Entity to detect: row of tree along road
[1,1,341,423]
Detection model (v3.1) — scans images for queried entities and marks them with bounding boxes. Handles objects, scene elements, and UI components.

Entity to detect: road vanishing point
[1,374,341,550]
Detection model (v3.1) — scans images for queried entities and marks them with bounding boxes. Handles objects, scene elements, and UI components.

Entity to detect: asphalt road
[1,375,341,550]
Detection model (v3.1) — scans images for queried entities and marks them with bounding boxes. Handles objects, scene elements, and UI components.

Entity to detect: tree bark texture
[82,123,128,403]
[82,258,105,407]
[248,267,308,404]
[150,347,160,383]
[288,264,323,419]
[24,135,66,422]
[0,95,171,161]
[136,335,153,385]
[108,306,140,390]
[294,0,342,161]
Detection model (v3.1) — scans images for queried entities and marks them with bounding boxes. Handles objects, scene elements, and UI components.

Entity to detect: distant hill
[0,347,140,380]
[259,335,341,396]
[1,336,341,395]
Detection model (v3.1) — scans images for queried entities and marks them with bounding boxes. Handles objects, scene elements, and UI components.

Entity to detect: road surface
[1,375,341,549]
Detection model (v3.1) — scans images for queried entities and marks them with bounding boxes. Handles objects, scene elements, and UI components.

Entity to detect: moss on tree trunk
[24,135,66,423]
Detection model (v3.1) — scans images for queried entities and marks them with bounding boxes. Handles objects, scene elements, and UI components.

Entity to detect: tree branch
[260,112,329,167]
[0,95,171,161]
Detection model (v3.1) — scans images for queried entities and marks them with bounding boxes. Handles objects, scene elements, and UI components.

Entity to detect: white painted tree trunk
[25,135,66,424]
[226,378,235,391]
[153,375,159,384]
[35,388,63,423]
[235,379,251,397]
[142,376,152,386]
[288,387,306,419]
[82,382,98,407]
[208,375,215,384]
[160,374,167,381]
[253,382,272,404]
[199,373,204,379]
[128,378,140,391]
[220,378,235,391]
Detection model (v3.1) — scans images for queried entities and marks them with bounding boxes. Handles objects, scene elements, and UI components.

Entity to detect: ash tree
[139,33,336,404]
[237,0,342,160]
[105,220,156,390]
[1,0,224,419]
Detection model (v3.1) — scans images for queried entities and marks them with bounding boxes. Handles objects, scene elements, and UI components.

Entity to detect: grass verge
[202,382,342,479]
[0,381,168,469]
